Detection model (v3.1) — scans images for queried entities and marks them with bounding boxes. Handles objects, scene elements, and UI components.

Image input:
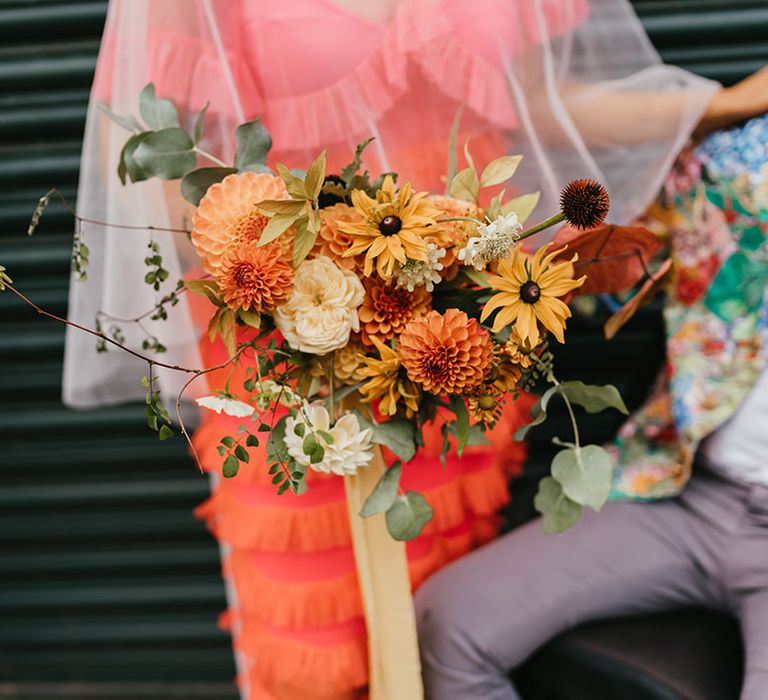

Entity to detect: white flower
[253,380,301,410]
[273,256,365,355]
[457,212,522,271]
[196,393,254,417]
[394,243,446,292]
[284,401,373,476]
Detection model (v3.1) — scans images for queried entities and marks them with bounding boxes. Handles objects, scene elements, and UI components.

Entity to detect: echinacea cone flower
[358,337,421,417]
[481,243,585,347]
[560,179,610,230]
[340,175,441,279]
[218,242,294,314]
[192,172,287,274]
[313,203,366,271]
[358,277,432,348]
[398,309,493,395]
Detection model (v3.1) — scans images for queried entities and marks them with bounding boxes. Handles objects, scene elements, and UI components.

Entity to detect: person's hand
[696,66,768,137]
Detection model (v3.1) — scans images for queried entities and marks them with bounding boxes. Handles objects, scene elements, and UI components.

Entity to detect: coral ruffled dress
[93,1,586,696]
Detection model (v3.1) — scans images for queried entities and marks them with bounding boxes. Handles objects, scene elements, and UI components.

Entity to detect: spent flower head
[394,243,446,292]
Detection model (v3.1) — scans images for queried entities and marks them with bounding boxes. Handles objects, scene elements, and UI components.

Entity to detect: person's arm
[694,66,768,138]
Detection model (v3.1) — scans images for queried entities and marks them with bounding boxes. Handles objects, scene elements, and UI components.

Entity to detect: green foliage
[96,102,143,133]
[340,138,375,183]
[360,461,402,518]
[27,189,52,236]
[193,102,209,144]
[70,225,89,281]
[181,167,237,205]
[449,166,479,203]
[133,128,196,180]
[551,445,613,511]
[480,155,523,188]
[144,240,169,291]
[118,131,154,184]
[534,477,582,534]
[448,395,470,456]
[234,118,272,171]
[355,412,417,462]
[139,83,180,129]
[558,381,629,416]
[141,373,174,441]
[385,491,434,541]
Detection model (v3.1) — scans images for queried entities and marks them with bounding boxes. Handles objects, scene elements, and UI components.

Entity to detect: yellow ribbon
[344,445,424,700]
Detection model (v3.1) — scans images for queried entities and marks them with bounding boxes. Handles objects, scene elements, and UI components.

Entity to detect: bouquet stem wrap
[344,446,424,699]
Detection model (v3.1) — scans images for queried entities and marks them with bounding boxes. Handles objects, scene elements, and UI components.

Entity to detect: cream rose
[273,256,365,355]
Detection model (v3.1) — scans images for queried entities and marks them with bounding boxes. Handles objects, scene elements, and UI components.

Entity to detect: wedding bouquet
[7,84,657,539]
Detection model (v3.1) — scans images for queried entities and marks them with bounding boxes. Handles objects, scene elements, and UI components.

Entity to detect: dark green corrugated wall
[0,1,764,697]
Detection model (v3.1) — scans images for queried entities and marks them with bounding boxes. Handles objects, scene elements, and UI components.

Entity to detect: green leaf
[223,454,240,478]
[534,476,582,534]
[133,127,196,180]
[193,101,209,143]
[385,491,434,541]
[302,433,318,456]
[449,396,470,456]
[234,444,250,463]
[502,192,540,224]
[118,131,154,185]
[292,217,317,267]
[275,162,308,199]
[461,268,491,288]
[304,150,327,201]
[340,137,375,183]
[245,434,260,448]
[184,279,221,304]
[236,308,261,329]
[559,381,629,416]
[513,385,560,440]
[96,102,143,133]
[551,445,613,511]
[139,83,179,129]
[234,118,272,171]
[360,462,402,518]
[259,211,303,247]
[480,155,523,188]
[158,424,174,441]
[221,436,235,448]
[449,166,479,203]
[180,167,237,205]
[355,413,417,462]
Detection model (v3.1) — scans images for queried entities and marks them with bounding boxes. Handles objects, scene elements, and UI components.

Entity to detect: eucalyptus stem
[194,146,229,168]
[519,212,566,241]
[551,375,580,448]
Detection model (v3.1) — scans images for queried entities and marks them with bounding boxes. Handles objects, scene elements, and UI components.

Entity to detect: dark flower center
[379,215,402,236]
[520,280,541,304]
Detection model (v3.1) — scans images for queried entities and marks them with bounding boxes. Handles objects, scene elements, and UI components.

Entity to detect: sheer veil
[63,0,719,408]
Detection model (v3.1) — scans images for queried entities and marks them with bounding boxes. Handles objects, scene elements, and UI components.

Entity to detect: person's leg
[739,589,768,700]
[415,499,720,700]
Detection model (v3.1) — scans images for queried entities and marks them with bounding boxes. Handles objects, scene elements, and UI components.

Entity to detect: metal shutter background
[0,1,764,697]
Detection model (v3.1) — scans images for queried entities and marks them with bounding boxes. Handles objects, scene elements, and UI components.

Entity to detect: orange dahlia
[398,309,493,395]
[313,203,366,271]
[358,277,432,348]
[191,172,287,274]
[217,242,294,314]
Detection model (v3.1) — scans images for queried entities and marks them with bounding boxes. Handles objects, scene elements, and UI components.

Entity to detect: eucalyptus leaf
[449,166,479,203]
[180,167,237,205]
[480,155,523,188]
[514,385,560,440]
[534,476,582,534]
[133,127,196,180]
[551,445,613,511]
[385,491,434,541]
[360,462,402,518]
[559,381,629,416]
[355,412,417,462]
[193,101,209,143]
[235,118,272,171]
[118,131,154,185]
[139,83,179,129]
[97,102,143,133]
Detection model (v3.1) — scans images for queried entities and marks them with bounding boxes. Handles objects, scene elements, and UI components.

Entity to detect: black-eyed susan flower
[481,244,585,346]
[358,337,421,418]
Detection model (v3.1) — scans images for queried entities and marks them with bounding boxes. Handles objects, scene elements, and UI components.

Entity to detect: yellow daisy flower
[340,175,441,279]
[358,337,421,418]
[480,244,585,346]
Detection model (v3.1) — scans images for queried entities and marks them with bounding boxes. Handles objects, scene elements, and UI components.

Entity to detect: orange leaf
[604,258,673,340]
[553,224,663,296]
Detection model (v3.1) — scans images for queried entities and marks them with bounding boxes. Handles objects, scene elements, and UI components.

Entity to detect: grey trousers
[415,470,768,700]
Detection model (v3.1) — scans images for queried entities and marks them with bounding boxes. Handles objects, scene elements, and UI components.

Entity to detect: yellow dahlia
[358,277,432,348]
[398,309,493,395]
[358,337,421,418]
[340,175,441,279]
[191,172,287,273]
[313,203,366,272]
[217,242,294,314]
[481,244,585,346]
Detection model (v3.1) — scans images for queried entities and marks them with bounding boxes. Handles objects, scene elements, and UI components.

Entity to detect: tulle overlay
[194,333,534,696]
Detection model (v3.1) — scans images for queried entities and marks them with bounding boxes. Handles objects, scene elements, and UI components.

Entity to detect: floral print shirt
[610,113,768,500]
